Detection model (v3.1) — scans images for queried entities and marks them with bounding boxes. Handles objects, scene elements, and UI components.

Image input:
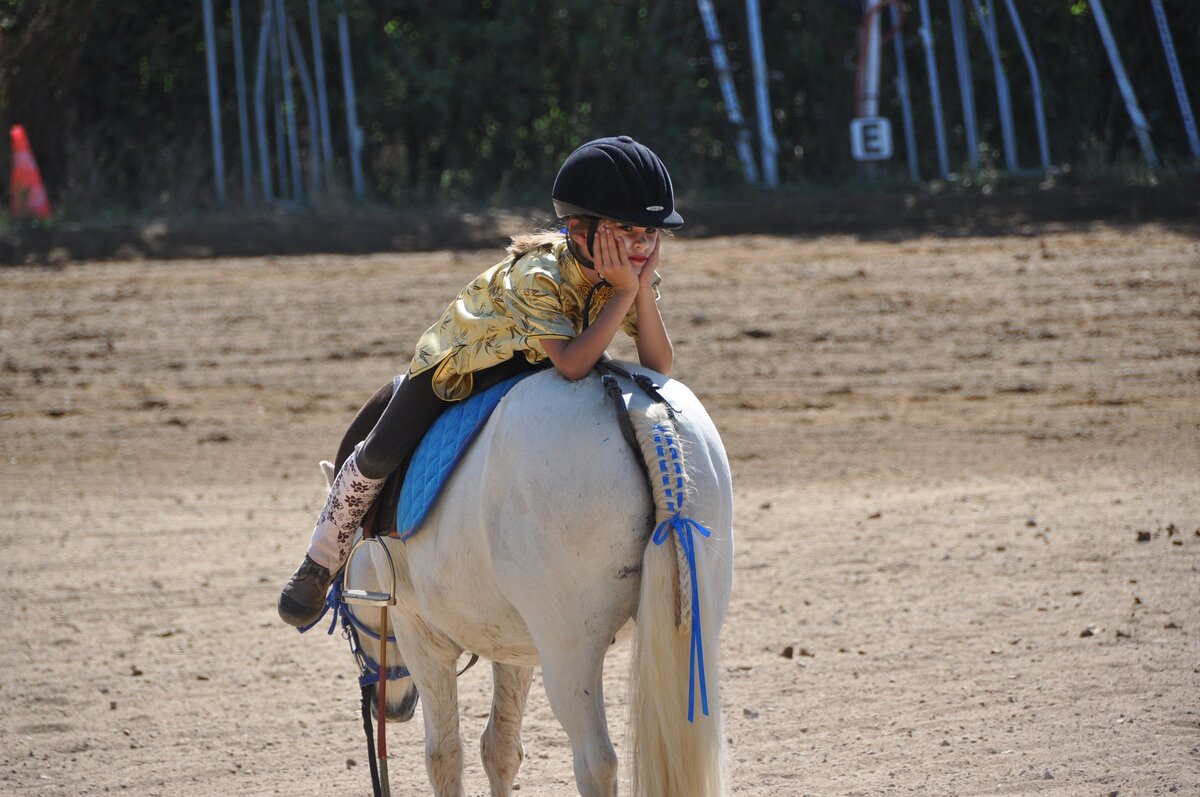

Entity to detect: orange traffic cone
[10,124,52,219]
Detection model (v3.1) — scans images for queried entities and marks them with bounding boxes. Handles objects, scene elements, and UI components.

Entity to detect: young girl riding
[279,135,683,627]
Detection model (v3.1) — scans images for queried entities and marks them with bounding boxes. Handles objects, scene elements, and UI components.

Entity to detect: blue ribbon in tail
[653,512,713,723]
[650,421,713,724]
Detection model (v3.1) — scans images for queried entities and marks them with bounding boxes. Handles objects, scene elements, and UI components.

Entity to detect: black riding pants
[355,356,543,481]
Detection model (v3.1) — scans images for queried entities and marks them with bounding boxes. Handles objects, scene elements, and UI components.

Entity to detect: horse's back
[401,364,733,664]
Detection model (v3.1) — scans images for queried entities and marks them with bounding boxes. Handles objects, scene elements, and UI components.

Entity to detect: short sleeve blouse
[409,240,661,401]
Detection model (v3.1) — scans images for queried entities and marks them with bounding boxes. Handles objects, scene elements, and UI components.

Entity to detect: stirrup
[342,536,398,608]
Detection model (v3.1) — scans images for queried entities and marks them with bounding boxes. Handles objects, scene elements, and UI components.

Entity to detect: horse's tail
[628,404,729,797]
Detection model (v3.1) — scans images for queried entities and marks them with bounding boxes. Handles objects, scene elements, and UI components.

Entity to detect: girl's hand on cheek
[596,227,638,293]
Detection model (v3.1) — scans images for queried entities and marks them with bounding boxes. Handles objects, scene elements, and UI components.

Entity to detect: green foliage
[352,0,745,203]
[0,0,1196,214]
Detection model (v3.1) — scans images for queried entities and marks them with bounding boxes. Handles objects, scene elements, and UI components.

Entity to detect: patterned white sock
[306,445,386,570]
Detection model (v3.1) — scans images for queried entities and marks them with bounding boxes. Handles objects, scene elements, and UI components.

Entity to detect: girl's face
[572,218,659,269]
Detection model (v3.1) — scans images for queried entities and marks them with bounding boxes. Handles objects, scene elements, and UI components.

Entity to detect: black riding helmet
[552,136,684,230]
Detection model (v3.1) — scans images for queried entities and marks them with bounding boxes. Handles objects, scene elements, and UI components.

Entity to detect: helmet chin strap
[565,216,601,271]
[564,216,606,333]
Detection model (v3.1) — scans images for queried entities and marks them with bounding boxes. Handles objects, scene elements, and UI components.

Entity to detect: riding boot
[278,445,385,627]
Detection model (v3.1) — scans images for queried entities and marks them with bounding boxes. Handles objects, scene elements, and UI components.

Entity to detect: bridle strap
[298,568,480,686]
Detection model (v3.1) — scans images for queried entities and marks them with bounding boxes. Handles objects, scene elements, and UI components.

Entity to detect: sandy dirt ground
[1,223,1198,796]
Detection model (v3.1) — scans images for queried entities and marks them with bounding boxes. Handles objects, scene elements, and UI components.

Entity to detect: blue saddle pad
[391,370,536,540]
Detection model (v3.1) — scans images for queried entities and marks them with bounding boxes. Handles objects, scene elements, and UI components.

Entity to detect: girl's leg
[355,356,542,479]
[278,369,447,626]
[276,439,387,626]
[356,368,448,479]
[278,358,543,627]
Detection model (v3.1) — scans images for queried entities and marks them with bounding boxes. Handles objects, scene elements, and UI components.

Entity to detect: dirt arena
[1,222,1197,796]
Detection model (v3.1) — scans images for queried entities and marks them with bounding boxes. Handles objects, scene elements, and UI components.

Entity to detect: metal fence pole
[308,0,336,185]
[1088,0,1158,168]
[337,0,364,199]
[1002,0,1050,171]
[917,0,951,179]
[202,0,227,205]
[288,17,322,197]
[253,2,274,203]
[696,0,758,183]
[1150,0,1199,160]
[890,5,921,183]
[947,0,979,170]
[274,0,304,201]
[273,46,291,199]
[745,0,778,187]
[971,0,1016,171]
[860,0,884,118]
[231,0,255,202]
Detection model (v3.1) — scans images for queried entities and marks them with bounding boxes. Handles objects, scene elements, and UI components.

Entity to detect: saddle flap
[364,462,407,539]
[391,370,538,539]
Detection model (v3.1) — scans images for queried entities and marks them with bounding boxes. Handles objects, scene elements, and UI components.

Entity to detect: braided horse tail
[627,402,729,797]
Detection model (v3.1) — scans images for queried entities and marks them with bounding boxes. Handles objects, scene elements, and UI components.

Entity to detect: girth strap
[594,359,681,482]
[601,373,644,473]
[594,359,679,419]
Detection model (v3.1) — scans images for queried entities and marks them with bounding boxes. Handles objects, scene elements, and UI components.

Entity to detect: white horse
[338,363,734,797]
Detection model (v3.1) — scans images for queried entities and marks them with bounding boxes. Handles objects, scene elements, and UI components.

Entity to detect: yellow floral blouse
[409,240,661,401]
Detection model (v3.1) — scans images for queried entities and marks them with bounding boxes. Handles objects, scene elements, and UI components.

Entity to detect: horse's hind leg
[480,662,533,797]
[540,646,618,797]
